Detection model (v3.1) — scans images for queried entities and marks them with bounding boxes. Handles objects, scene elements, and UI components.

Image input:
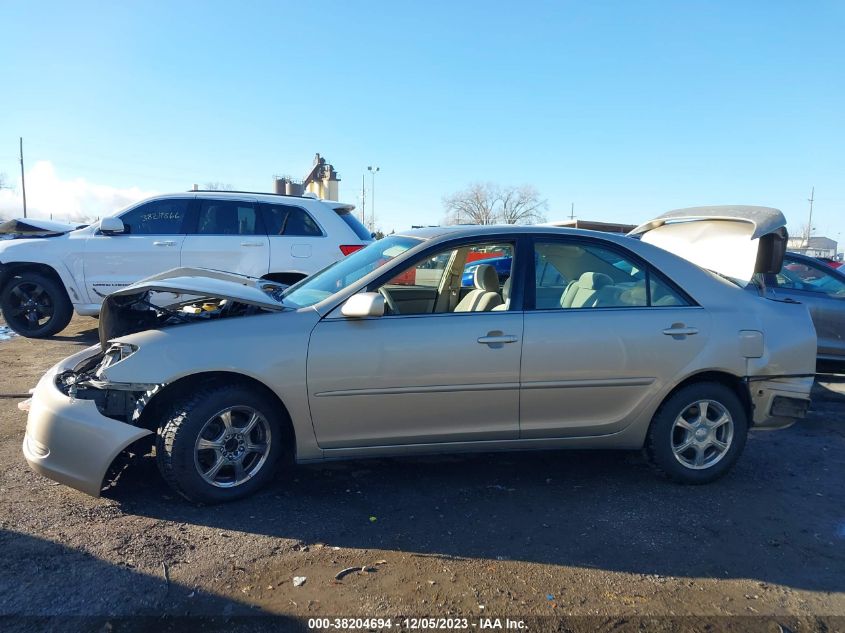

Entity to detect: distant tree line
[443,182,547,226]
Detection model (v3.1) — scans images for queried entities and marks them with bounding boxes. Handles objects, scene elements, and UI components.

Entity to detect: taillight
[339,244,364,256]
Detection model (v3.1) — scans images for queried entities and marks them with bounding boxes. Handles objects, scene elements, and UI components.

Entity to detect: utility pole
[19,137,27,218]
[569,202,575,220]
[805,186,815,248]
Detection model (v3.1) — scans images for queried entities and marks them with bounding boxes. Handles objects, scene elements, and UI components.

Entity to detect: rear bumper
[748,375,814,429]
[22,347,153,496]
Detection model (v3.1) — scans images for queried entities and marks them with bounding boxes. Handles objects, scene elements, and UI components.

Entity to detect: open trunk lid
[629,206,788,282]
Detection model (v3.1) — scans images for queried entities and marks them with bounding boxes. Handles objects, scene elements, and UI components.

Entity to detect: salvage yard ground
[1,316,844,631]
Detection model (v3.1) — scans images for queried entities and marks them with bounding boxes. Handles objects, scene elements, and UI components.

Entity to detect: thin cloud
[0,161,157,223]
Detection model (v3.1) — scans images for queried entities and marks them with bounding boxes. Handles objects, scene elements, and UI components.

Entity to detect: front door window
[376,242,514,315]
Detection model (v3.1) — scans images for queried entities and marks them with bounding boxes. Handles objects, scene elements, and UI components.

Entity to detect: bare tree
[203,181,234,191]
[498,185,547,224]
[443,182,547,225]
[0,172,8,190]
[443,183,498,225]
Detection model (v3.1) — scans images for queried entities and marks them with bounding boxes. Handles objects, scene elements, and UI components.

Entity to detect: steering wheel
[378,287,400,315]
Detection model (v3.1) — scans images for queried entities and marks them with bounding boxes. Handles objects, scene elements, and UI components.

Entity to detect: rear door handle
[153,240,176,247]
[663,323,699,338]
[477,332,518,347]
[241,241,264,247]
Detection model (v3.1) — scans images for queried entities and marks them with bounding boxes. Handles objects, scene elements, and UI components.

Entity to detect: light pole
[367,165,379,230]
[361,173,366,224]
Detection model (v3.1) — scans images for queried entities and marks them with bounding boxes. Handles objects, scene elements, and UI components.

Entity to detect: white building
[787,235,839,259]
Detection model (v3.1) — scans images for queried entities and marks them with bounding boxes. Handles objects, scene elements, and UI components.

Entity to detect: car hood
[0,217,85,239]
[107,267,286,310]
[99,268,287,349]
[629,206,788,282]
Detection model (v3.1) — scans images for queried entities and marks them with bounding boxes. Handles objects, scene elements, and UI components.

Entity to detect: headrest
[577,272,613,290]
[501,276,512,300]
[619,285,647,306]
[474,264,500,292]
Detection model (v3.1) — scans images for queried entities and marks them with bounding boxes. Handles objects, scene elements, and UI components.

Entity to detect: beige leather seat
[560,272,614,308]
[455,264,503,312]
[492,276,512,311]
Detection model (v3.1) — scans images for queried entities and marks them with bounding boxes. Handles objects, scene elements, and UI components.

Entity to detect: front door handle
[153,240,176,247]
[478,331,518,348]
[663,323,699,338]
[241,241,264,247]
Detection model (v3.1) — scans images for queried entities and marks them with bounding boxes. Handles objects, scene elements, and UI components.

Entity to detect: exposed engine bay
[97,289,280,350]
[56,285,285,425]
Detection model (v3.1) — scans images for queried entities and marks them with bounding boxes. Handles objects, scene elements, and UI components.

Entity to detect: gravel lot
[1,316,844,632]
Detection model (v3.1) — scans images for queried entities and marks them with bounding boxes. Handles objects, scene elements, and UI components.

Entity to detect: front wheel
[0,272,73,338]
[156,384,286,503]
[645,382,748,484]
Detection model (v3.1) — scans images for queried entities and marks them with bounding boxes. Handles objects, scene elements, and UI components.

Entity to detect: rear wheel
[0,272,73,338]
[156,384,286,503]
[645,382,748,484]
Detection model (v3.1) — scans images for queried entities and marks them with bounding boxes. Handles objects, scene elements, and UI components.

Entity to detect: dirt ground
[1,316,844,632]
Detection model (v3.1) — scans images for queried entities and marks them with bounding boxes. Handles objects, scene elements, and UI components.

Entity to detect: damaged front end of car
[55,342,159,424]
[23,267,291,496]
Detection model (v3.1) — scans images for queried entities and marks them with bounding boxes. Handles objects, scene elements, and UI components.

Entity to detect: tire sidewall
[1,272,73,338]
[157,386,285,503]
[648,382,748,484]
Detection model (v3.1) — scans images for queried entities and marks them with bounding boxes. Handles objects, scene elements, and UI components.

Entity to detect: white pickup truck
[0,191,372,337]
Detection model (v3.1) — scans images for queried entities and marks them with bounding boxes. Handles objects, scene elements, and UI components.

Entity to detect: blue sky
[1,1,843,245]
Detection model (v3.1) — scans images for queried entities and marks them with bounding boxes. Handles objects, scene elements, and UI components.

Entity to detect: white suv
[0,191,372,338]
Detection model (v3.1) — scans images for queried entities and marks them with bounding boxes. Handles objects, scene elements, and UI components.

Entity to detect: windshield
[281,235,423,308]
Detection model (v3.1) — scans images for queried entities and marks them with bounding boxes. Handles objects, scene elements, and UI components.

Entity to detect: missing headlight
[95,343,139,377]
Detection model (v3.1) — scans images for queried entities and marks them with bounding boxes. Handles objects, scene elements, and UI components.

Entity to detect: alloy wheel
[671,399,734,470]
[193,406,272,488]
[5,281,54,331]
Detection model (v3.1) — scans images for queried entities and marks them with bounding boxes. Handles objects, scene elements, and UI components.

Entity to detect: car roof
[393,224,637,245]
[141,191,344,206]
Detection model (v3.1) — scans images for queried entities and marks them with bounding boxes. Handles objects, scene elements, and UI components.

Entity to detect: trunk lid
[629,206,788,282]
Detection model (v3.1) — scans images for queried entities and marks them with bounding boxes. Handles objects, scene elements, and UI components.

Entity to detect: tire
[645,381,748,484]
[156,383,286,503]
[0,272,73,338]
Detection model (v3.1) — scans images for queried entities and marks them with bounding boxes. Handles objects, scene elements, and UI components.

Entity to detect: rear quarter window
[335,209,372,241]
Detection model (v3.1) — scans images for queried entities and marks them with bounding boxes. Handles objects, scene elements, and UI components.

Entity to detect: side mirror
[99,217,125,234]
[341,292,385,318]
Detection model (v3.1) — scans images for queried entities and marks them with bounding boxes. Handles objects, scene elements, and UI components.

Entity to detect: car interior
[379,243,513,315]
[197,203,258,235]
[378,241,686,315]
[534,242,686,310]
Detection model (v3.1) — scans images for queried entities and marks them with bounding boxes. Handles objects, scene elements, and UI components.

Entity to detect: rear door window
[195,200,261,235]
[532,240,689,309]
[260,204,323,236]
